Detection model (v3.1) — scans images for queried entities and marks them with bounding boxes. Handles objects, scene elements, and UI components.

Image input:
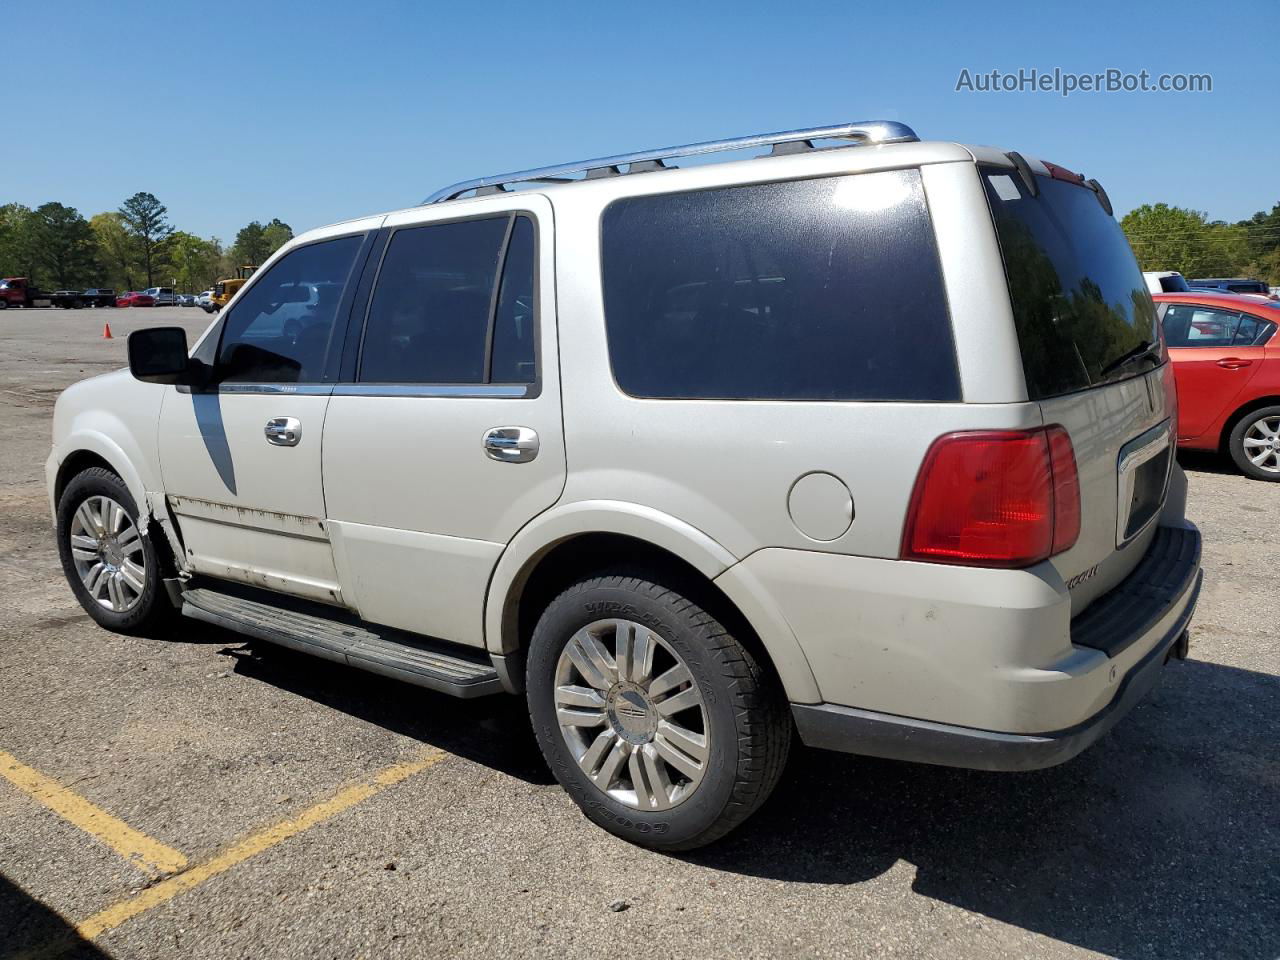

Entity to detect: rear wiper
[1100,340,1160,377]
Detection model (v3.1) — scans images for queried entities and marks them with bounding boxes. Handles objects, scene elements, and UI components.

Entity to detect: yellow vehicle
[210,265,258,311]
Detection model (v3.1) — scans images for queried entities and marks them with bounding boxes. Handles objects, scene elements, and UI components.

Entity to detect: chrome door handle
[264,417,302,446]
[483,426,539,463]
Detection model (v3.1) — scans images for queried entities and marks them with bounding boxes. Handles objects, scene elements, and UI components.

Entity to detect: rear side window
[600,170,959,401]
[1163,304,1274,347]
[982,169,1159,399]
[359,214,536,385]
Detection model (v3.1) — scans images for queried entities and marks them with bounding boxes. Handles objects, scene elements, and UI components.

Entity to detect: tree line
[0,192,294,293]
[1121,200,1280,283]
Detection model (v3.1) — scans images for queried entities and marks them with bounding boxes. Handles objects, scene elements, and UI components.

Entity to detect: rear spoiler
[1006,152,1113,216]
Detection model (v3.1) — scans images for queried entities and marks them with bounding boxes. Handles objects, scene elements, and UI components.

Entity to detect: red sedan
[1156,291,1280,480]
[115,291,155,308]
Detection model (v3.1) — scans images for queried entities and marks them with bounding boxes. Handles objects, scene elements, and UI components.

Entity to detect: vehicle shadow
[689,658,1279,960]
[0,874,111,960]
[1178,449,1237,476]
[216,637,1277,959]
[220,640,555,786]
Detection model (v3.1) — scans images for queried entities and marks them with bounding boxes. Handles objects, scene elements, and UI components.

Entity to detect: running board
[181,587,503,698]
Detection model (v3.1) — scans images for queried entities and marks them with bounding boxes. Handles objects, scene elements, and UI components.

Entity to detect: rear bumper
[793,567,1200,770]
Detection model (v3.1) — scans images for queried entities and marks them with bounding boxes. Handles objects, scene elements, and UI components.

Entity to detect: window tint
[359,217,509,383]
[216,235,361,383]
[1232,312,1274,346]
[983,170,1159,399]
[1162,304,1241,347]
[1159,275,1189,292]
[490,215,536,383]
[600,170,958,401]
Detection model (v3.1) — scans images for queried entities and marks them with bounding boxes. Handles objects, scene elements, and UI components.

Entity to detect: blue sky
[4,0,1274,242]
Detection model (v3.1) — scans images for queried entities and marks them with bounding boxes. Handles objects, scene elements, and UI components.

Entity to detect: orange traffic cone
[102,322,113,339]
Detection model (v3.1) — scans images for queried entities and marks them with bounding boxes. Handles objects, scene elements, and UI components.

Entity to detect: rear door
[981,166,1174,613]
[1162,303,1266,440]
[158,230,374,603]
[321,196,564,647]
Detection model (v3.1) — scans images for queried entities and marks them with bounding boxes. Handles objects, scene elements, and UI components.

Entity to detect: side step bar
[182,587,503,699]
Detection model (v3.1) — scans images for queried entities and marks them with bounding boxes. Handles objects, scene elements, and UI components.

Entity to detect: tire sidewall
[56,470,163,631]
[527,579,746,848]
[1229,406,1280,482]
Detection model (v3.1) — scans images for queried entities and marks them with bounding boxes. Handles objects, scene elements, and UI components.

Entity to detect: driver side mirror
[128,327,204,385]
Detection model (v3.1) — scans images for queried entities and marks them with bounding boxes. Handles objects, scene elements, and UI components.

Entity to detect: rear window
[600,170,959,402]
[982,169,1159,400]
[1159,275,1190,293]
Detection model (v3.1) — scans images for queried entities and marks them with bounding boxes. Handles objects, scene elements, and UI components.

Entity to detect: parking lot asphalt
[1,306,1277,960]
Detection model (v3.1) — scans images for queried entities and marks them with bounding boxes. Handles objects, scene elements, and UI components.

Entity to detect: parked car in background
[0,280,114,309]
[142,287,177,307]
[81,289,117,308]
[50,122,1203,849]
[1144,271,1191,294]
[1189,277,1277,299]
[195,290,214,311]
[115,291,156,308]
[1156,291,1280,480]
[176,294,196,307]
[1,277,48,308]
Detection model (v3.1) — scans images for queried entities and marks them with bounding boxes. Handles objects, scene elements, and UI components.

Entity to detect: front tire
[56,468,170,632]
[527,571,790,850]
[1228,406,1280,481]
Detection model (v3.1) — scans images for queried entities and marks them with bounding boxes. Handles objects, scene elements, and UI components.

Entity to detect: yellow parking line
[75,750,444,943]
[0,750,187,875]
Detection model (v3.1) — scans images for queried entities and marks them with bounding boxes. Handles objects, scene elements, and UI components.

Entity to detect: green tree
[231,221,270,266]
[118,192,173,287]
[1121,203,1247,278]
[167,232,223,292]
[0,203,40,281]
[1236,202,1280,283]
[90,212,137,290]
[261,218,293,257]
[33,202,99,289]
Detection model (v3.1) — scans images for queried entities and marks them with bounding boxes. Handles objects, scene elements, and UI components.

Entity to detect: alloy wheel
[1242,415,1280,474]
[68,495,147,613]
[553,618,709,811]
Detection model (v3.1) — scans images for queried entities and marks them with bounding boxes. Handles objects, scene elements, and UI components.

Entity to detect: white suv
[48,122,1203,849]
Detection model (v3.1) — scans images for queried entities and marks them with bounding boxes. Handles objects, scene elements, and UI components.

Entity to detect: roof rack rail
[422,121,919,204]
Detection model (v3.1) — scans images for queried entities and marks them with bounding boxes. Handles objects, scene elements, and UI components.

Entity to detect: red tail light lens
[1045,425,1080,554]
[901,426,1080,568]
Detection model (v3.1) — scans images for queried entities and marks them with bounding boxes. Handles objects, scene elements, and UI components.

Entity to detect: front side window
[600,170,958,401]
[215,234,362,383]
[358,214,536,385]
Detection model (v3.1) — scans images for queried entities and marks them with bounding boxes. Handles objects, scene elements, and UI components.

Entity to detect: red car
[1156,291,1280,480]
[115,291,155,307]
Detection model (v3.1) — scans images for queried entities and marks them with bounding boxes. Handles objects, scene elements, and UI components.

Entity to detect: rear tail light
[901,426,1081,568]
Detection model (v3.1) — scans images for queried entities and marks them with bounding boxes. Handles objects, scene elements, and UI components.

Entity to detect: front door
[1162,302,1265,440]
[158,230,373,603]
[321,198,565,647]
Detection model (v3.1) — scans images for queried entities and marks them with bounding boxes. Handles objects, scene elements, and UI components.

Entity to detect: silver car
[48,122,1202,849]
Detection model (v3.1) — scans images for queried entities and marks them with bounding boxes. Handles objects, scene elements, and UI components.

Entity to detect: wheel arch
[485,501,821,703]
[1219,395,1280,452]
[53,434,148,516]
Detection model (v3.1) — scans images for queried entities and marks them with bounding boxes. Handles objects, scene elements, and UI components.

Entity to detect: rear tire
[56,468,172,633]
[526,570,790,850]
[1228,405,1280,481]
